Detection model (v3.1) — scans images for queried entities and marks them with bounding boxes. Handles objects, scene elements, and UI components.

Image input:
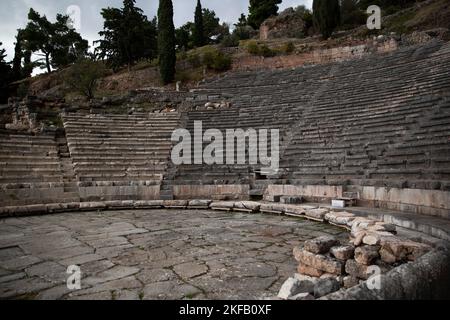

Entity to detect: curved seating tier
[62,113,180,201]
[184,40,450,193]
[0,129,71,206]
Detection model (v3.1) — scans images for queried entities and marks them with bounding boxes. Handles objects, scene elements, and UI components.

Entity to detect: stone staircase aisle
[56,129,80,203]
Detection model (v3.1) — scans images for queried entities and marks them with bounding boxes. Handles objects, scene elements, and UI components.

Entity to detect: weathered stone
[293,247,344,275]
[297,264,324,277]
[277,277,302,299]
[343,276,360,289]
[352,231,366,246]
[260,203,286,214]
[173,262,208,279]
[325,211,355,226]
[380,238,431,263]
[304,236,339,254]
[351,218,377,236]
[288,292,315,300]
[345,259,372,280]
[233,201,261,212]
[283,205,306,217]
[188,200,212,209]
[355,246,380,265]
[134,200,163,208]
[280,196,303,205]
[330,245,355,261]
[163,200,188,209]
[210,201,235,211]
[314,278,341,298]
[305,208,328,221]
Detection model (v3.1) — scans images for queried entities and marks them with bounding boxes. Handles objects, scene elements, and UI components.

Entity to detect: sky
[0,0,312,62]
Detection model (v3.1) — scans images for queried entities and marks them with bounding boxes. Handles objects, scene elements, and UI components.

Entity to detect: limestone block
[325,211,355,226]
[188,200,212,209]
[233,201,261,212]
[305,208,329,221]
[297,264,324,277]
[380,238,431,263]
[283,205,306,217]
[280,196,303,204]
[134,200,164,208]
[260,203,286,214]
[314,278,341,298]
[305,236,340,254]
[210,201,235,211]
[293,247,344,275]
[330,245,355,261]
[163,200,188,209]
[355,246,380,265]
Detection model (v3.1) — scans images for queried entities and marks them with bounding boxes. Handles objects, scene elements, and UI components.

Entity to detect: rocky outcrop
[260,8,306,40]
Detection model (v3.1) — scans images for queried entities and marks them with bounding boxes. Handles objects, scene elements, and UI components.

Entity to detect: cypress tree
[193,0,205,47]
[313,0,341,39]
[158,0,176,84]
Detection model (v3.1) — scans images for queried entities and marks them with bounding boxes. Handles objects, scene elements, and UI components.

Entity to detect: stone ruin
[0,38,450,299]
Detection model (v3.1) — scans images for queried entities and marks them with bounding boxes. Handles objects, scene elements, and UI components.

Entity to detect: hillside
[20,0,450,105]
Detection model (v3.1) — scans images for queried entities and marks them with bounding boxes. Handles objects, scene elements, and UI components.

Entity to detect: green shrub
[203,48,232,71]
[247,41,260,55]
[258,44,276,57]
[221,34,239,47]
[246,41,276,57]
[281,42,295,54]
[187,53,202,68]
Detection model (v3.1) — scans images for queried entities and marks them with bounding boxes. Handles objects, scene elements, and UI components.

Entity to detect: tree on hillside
[158,0,176,84]
[22,8,88,73]
[340,0,366,29]
[203,9,230,44]
[63,58,109,99]
[11,29,34,81]
[0,42,12,103]
[235,14,248,28]
[193,0,205,47]
[313,0,341,39]
[96,0,158,69]
[176,22,194,50]
[248,0,282,29]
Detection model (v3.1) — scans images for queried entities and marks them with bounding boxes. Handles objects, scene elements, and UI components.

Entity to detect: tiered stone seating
[0,129,69,206]
[63,113,180,201]
[282,40,450,190]
[180,40,450,215]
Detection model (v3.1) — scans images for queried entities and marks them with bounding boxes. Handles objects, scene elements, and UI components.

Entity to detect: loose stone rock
[330,245,355,261]
[314,278,341,298]
[355,246,380,265]
[304,236,339,254]
[305,208,328,221]
[297,264,324,277]
[293,247,344,275]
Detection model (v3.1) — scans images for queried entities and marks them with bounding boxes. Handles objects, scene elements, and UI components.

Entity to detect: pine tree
[248,0,282,29]
[22,8,88,73]
[313,0,341,39]
[158,0,176,84]
[193,0,205,47]
[96,0,157,69]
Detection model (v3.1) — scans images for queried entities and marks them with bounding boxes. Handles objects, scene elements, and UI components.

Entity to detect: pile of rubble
[277,211,432,300]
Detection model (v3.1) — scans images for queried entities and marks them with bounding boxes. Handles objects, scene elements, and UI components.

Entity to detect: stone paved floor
[0,209,348,300]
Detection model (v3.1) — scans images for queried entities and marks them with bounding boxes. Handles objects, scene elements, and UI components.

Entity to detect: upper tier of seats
[182,40,450,191]
[63,113,180,184]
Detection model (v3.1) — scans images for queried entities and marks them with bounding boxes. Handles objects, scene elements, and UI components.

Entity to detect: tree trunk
[45,53,51,73]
